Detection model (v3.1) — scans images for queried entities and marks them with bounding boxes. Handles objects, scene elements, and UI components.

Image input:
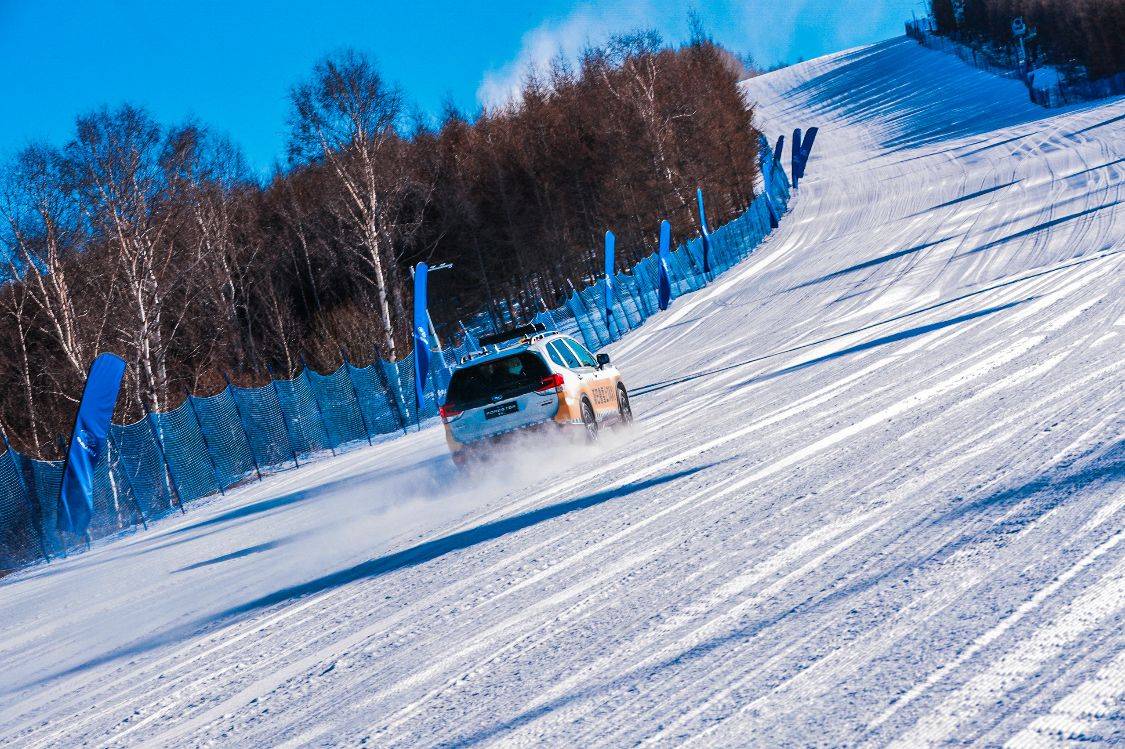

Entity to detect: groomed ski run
[1,36,1122,747]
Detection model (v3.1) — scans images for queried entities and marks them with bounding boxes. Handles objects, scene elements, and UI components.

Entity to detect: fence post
[631,267,654,319]
[300,355,336,457]
[739,211,750,256]
[608,279,631,334]
[582,280,607,347]
[619,273,643,327]
[106,432,148,530]
[412,353,424,433]
[635,268,654,318]
[726,218,740,263]
[222,372,263,482]
[426,350,443,420]
[51,436,74,555]
[592,286,611,346]
[618,278,637,332]
[144,406,186,515]
[601,284,619,343]
[0,428,51,564]
[183,388,226,495]
[373,357,409,437]
[339,348,374,446]
[266,365,301,468]
[678,238,702,287]
[738,207,752,257]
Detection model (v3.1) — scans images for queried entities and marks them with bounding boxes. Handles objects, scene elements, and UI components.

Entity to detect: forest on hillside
[0,31,761,457]
[928,0,1125,78]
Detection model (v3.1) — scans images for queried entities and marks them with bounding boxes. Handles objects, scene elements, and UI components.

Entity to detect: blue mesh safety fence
[383,351,445,425]
[378,358,413,427]
[306,366,369,448]
[190,390,259,489]
[567,293,602,352]
[0,447,44,568]
[20,456,64,557]
[0,154,791,570]
[230,384,296,470]
[150,402,222,503]
[273,372,333,457]
[110,418,181,516]
[84,444,135,540]
[345,362,406,437]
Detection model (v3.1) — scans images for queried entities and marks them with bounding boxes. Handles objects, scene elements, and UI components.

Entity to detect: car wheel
[581,399,599,442]
[616,385,633,426]
[451,450,471,472]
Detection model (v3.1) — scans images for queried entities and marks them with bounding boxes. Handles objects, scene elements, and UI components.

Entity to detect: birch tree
[62,106,201,412]
[0,269,42,452]
[603,33,698,229]
[288,49,419,357]
[0,145,92,381]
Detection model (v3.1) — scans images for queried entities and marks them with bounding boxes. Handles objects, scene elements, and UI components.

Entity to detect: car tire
[581,399,599,443]
[451,449,472,472]
[616,385,633,426]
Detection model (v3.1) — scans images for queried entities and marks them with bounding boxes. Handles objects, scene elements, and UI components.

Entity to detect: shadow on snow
[446,441,1124,747]
[23,463,713,690]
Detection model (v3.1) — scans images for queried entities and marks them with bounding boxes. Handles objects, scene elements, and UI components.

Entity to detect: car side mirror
[596,353,611,368]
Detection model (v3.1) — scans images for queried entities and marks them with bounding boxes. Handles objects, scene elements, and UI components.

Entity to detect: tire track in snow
[588,362,1118,746]
[893,551,1125,746]
[1005,647,1125,746]
[868,528,1124,736]
[668,375,1123,746]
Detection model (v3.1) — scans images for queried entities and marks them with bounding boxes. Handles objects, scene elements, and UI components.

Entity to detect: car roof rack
[478,323,546,349]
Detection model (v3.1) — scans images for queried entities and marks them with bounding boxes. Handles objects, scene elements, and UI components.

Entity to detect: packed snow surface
[2,38,1123,747]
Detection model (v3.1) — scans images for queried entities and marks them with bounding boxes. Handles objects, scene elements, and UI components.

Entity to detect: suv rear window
[446,352,551,409]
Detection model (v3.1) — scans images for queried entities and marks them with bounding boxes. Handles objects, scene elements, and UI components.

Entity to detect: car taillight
[537,373,565,392]
[439,404,462,420]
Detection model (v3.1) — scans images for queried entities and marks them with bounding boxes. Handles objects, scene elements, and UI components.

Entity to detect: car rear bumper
[446,419,578,464]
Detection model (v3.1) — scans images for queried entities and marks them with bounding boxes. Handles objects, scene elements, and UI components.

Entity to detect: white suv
[439,325,633,466]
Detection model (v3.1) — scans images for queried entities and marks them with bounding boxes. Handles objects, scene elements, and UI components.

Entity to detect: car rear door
[562,338,617,416]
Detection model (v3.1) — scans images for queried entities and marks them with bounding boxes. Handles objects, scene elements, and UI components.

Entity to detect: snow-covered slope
[2,37,1122,747]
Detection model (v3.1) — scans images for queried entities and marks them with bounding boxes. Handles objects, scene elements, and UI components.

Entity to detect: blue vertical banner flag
[412,262,431,417]
[796,126,818,182]
[765,193,780,229]
[696,188,712,274]
[773,135,786,172]
[57,353,126,537]
[760,135,781,228]
[791,127,803,188]
[604,230,616,324]
[657,219,673,311]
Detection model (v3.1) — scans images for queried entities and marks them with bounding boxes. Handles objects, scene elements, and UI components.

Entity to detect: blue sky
[1,0,922,175]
